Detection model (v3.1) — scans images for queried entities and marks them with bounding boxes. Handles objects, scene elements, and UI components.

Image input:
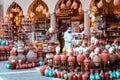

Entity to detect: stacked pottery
[101,50,110,66]
[93,48,101,67]
[26,43,38,63]
[17,42,25,63]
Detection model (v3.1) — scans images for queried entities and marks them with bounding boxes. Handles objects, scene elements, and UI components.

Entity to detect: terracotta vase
[83,57,90,70]
[61,54,67,63]
[54,53,61,64]
[93,54,101,66]
[68,55,76,66]
[68,71,74,80]
[57,70,61,78]
[101,50,110,65]
[61,71,65,79]
[77,53,85,65]
[10,49,16,56]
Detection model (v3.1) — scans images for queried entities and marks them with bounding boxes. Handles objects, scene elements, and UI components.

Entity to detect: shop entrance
[58,18,71,53]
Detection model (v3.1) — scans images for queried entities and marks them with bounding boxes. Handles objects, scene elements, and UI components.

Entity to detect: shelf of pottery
[0,22,13,39]
[33,19,49,42]
[71,26,83,56]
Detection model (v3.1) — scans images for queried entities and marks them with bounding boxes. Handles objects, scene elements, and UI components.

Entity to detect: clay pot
[10,49,16,56]
[53,72,57,78]
[53,53,61,64]
[77,54,85,65]
[83,57,90,69]
[17,54,26,63]
[101,50,110,65]
[5,46,10,51]
[40,66,46,76]
[26,50,38,63]
[68,71,74,80]
[77,73,82,80]
[61,54,67,63]
[61,71,65,79]
[109,54,117,63]
[93,54,101,66]
[57,70,61,78]
[10,61,16,69]
[68,55,76,66]
[9,56,18,63]
[73,75,77,80]
[1,46,5,52]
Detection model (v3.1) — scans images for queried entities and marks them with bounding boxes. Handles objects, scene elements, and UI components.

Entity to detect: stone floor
[0,61,63,80]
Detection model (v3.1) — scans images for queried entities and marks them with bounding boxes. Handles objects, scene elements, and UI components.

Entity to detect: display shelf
[33,19,50,42]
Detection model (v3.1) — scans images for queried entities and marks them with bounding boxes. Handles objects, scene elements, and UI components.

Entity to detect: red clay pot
[61,54,67,63]
[68,71,74,80]
[83,57,90,69]
[54,53,61,64]
[101,50,109,65]
[40,66,46,76]
[93,54,101,66]
[77,54,85,64]
[68,55,76,66]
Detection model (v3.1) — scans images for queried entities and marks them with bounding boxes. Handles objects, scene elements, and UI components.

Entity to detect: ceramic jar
[68,55,76,66]
[83,57,90,70]
[93,54,101,66]
[101,50,110,65]
[61,54,67,63]
[77,53,85,65]
[68,71,74,80]
[53,53,61,64]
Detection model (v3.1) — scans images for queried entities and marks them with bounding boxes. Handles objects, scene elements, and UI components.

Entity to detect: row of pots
[40,66,120,80]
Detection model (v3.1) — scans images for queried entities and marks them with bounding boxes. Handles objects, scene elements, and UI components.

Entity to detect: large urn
[26,43,38,63]
[101,50,110,65]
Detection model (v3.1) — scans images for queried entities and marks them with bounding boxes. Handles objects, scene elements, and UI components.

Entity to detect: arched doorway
[28,0,50,42]
[6,2,23,40]
[55,0,84,52]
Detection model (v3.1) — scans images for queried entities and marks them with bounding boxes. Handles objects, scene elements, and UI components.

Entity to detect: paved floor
[0,61,63,80]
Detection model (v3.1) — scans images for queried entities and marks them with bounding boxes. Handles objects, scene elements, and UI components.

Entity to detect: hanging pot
[106,0,111,3]
[60,2,66,9]
[114,0,120,6]
[66,0,72,7]
[97,0,103,8]
[71,1,78,9]
[55,8,61,16]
